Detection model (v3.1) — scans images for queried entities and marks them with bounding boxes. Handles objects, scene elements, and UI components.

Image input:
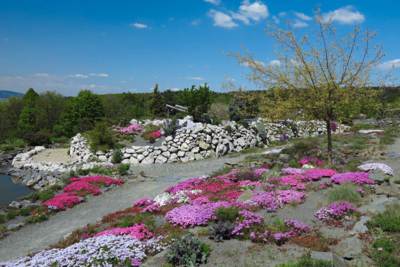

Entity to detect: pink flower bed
[299,156,323,167]
[303,169,336,181]
[281,167,305,175]
[166,177,205,194]
[43,176,124,210]
[95,224,154,240]
[43,193,82,210]
[278,175,306,190]
[165,201,231,227]
[232,210,264,236]
[253,167,269,177]
[251,190,305,211]
[330,172,374,185]
[314,201,357,221]
[116,123,143,135]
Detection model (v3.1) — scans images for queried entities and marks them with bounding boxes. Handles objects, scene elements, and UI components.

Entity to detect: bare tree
[235,14,384,163]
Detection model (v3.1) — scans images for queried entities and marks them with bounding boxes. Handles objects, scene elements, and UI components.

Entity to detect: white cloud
[209,1,268,28]
[293,20,309,28]
[321,6,365,25]
[233,0,268,24]
[186,76,204,81]
[294,12,312,21]
[204,0,220,5]
[379,59,400,70]
[269,59,281,67]
[90,73,109,78]
[209,10,237,28]
[191,19,201,26]
[130,22,148,29]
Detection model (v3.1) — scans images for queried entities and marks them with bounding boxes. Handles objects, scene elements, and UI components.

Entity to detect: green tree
[56,90,104,136]
[179,84,211,121]
[229,89,260,122]
[150,84,165,117]
[236,16,383,162]
[17,88,39,138]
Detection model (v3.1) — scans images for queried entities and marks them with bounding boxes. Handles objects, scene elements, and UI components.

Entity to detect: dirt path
[0,152,255,262]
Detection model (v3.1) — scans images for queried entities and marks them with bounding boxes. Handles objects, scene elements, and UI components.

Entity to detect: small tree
[150,84,165,117]
[236,15,383,162]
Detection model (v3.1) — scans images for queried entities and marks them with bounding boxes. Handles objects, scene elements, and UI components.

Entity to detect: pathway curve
[0,152,256,262]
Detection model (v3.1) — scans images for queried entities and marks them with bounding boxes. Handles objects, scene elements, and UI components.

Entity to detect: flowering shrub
[303,169,337,181]
[116,123,143,135]
[278,175,306,190]
[251,190,305,211]
[358,163,394,176]
[331,172,374,185]
[95,224,154,240]
[281,167,305,175]
[43,193,82,210]
[314,201,357,222]
[253,167,269,177]
[149,130,162,139]
[1,235,164,267]
[232,210,264,236]
[63,181,102,196]
[165,201,231,227]
[166,177,205,194]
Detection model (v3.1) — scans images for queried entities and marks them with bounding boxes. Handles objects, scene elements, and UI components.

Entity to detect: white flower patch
[301,164,315,169]
[358,163,394,176]
[1,235,164,267]
[153,192,173,207]
[153,190,203,206]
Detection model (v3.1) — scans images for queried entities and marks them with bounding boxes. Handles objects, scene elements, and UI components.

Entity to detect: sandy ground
[0,151,256,262]
[31,148,72,164]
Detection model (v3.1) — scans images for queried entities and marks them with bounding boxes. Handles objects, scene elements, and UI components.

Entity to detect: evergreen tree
[150,84,165,117]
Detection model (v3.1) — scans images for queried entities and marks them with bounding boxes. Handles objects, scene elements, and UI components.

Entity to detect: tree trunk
[326,120,333,165]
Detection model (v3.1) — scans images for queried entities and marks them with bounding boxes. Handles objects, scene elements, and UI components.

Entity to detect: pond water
[0,174,32,207]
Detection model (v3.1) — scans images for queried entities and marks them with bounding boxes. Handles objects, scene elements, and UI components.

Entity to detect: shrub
[118,164,130,176]
[327,183,361,204]
[368,204,400,232]
[6,209,19,220]
[0,214,6,224]
[26,214,49,224]
[0,138,26,152]
[166,234,211,267]
[209,221,234,242]
[111,149,123,164]
[371,237,400,267]
[215,206,239,222]
[277,253,332,267]
[380,126,400,145]
[88,121,115,152]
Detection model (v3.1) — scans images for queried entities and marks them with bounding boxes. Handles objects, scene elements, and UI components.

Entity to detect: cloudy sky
[0,0,399,96]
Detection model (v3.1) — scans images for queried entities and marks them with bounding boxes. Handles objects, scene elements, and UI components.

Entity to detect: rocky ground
[1,130,399,266]
[0,151,259,262]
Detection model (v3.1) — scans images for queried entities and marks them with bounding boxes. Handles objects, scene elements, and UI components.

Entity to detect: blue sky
[0,0,399,96]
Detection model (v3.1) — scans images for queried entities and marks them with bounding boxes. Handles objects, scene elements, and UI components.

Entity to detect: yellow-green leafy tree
[235,15,383,162]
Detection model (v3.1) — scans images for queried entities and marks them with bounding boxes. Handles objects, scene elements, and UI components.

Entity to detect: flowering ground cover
[3,158,379,266]
[43,176,124,210]
[115,123,143,135]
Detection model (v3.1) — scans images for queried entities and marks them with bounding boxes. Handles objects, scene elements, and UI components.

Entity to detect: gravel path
[0,153,253,262]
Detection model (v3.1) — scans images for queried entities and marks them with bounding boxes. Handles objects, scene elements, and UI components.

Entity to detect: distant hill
[0,90,23,100]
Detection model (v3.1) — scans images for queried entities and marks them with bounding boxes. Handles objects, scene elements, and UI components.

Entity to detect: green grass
[371,237,400,267]
[114,213,156,231]
[368,204,400,232]
[277,253,332,267]
[327,183,361,204]
[0,137,26,152]
[117,163,130,176]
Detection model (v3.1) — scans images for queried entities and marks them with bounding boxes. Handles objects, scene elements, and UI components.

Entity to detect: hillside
[0,90,23,100]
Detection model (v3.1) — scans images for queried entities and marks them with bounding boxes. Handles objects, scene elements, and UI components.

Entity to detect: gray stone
[177,151,186,157]
[351,216,370,234]
[155,155,168,164]
[129,157,139,165]
[141,155,154,164]
[180,143,190,152]
[333,236,363,260]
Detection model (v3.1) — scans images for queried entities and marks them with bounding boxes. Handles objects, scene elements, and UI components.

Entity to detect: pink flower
[253,167,269,177]
[116,123,143,135]
[331,172,374,185]
[281,168,305,175]
[149,130,162,139]
[95,224,154,240]
[43,193,82,210]
[303,169,337,181]
[232,210,264,236]
[314,201,357,221]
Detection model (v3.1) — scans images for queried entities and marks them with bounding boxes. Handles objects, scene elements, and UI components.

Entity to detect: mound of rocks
[69,133,95,164]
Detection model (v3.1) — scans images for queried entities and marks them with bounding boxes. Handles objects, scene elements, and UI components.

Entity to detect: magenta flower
[331,172,374,185]
[303,169,337,181]
[43,193,82,210]
[314,201,357,221]
[95,224,154,240]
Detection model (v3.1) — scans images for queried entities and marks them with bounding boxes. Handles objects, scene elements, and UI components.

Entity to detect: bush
[327,183,361,204]
[209,221,234,242]
[26,214,49,224]
[0,214,6,224]
[208,103,229,124]
[111,149,123,164]
[277,253,332,267]
[6,209,19,220]
[380,126,400,145]
[368,204,400,232]
[215,207,239,222]
[88,121,115,152]
[118,164,130,176]
[166,234,211,267]
[0,138,26,152]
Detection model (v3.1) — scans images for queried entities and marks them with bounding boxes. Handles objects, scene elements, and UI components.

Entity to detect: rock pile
[69,133,95,163]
